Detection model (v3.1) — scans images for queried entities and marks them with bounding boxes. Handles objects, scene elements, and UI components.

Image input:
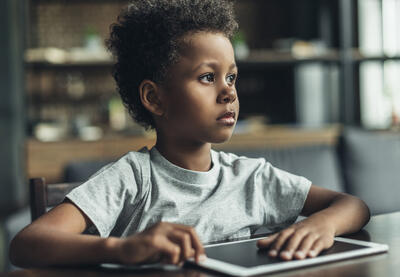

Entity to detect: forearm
[9,225,121,268]
[257,189,371,260]
[307,193,370,236]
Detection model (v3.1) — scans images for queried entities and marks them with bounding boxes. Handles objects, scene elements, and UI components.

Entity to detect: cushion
[63,159,112,182]
[226,144,345,192]
[339,128,400,215]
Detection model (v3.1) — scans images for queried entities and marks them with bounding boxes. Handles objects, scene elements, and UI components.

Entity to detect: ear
[139,80,164,116]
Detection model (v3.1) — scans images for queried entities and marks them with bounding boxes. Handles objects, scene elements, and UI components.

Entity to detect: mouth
[216,111,236,126]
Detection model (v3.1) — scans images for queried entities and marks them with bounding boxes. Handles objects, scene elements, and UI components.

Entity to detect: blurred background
[1,0,400,272]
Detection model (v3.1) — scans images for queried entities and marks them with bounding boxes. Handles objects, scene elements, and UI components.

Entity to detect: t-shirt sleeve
[258,160,312,231]
[66,154,144,237]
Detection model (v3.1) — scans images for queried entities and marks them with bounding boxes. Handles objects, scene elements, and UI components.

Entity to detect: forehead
[176,32,235,70]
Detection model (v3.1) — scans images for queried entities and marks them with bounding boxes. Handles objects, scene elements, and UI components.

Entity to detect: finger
[124,235,161,264]
[155,236,182,265]
[256,234,278,248]
[170,224,206,262]
[268,228,295,258]
[167,229,193,261]
[293,233,319,260]
[308,239,325,258]
[280,229,308,260]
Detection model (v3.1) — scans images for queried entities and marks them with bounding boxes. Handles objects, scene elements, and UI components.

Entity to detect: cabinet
[26,0,400,140]
[235,0,400,129]
[26,0,131,142]
[26,0,342,142]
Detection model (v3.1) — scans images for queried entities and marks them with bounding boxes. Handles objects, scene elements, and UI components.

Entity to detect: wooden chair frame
[29,178,82,222]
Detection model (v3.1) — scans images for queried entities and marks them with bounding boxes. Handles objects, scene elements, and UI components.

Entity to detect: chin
[209,130,234,144]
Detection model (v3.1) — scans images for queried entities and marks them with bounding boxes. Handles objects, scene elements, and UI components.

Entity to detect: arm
[257,185,370,260]
[9,201,112,267]
[9,201,205,268]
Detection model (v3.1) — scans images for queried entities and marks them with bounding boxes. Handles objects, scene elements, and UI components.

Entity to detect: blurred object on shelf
[72,114,90,137]
[291,40,328,58]
[233,30,250,60]
[25,47,112,64]
[273,38,329,58]
[25,53,117,139]
[66,72,85,99]
[79,126,103,141]
[25,47,67,64]
[71,113,106,141]
[34,123,68,142]
[68,47,111,63]
[108,96,127,131]
[83,25,103,52]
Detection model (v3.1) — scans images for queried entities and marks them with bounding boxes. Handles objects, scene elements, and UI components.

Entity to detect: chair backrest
[29,177,82,222]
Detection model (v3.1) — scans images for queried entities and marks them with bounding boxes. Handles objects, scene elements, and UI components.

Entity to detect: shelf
[25,48,343,69]
[25,47,114,68]
[25,48,400,69]
[237,50,400,68]
[238,49,341,66]
[352,53,400,63]
[28,92,112,104]
[26,59,114,68]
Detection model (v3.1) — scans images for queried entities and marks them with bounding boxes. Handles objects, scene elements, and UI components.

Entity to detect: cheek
[171,87,214,111]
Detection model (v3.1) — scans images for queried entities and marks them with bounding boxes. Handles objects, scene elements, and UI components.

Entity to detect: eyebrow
[193,62,237,72]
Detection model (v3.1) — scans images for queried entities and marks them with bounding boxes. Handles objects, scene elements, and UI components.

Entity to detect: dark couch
[228,128,400,215]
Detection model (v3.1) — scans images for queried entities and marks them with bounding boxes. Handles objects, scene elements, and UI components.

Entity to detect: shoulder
[105,147,150,171]
[212,149,266,169]
[120,147,151,171]
[83,147,151,186]
[118,146,150,164]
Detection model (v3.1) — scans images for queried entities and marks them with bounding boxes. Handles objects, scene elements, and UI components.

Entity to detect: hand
[116,222,206,265]
[256,217,335,260]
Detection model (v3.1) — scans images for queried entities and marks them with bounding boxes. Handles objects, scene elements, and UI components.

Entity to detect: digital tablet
[187,236,388,276]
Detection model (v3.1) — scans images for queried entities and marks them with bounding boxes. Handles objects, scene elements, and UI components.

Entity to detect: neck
[155,134,212,172]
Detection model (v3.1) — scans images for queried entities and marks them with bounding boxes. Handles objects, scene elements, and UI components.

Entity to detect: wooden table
[6,211,398,277]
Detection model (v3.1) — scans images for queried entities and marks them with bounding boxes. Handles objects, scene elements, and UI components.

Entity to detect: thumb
[256,234,278,248]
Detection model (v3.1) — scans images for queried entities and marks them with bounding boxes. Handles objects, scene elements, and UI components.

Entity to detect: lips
[216,111,236,126]
[217,111,236,120]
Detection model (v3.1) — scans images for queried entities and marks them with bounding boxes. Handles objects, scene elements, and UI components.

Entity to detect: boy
[10,0,370,267]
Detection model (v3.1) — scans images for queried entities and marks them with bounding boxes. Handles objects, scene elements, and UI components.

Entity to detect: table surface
[5,211,400,277]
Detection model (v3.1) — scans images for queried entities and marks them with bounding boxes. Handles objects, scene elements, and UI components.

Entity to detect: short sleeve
[258,160,312,230]
[66,153,145,237]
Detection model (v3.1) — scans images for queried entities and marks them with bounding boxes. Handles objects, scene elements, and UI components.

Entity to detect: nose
[217,86,237,104]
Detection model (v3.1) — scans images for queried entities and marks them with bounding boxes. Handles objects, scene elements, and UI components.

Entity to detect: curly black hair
[107,0,238,130]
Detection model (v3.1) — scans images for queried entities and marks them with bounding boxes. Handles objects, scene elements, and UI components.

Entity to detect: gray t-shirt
[66,147,311,243]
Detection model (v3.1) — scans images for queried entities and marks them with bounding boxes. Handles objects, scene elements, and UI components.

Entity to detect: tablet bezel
[188,236,389,277]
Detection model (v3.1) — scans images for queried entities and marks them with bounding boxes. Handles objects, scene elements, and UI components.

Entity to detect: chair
[29,178,82,222]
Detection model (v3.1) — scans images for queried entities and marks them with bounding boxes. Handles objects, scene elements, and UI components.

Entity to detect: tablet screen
[205,239,368,268]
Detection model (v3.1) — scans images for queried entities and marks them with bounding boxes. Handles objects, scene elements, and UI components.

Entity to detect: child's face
[158,31,239,145]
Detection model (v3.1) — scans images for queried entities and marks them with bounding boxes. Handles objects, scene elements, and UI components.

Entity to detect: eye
[199,73,215,83]
[226,73,237,85]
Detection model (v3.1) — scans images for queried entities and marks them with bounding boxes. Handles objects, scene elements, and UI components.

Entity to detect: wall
[0,0,27,213]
